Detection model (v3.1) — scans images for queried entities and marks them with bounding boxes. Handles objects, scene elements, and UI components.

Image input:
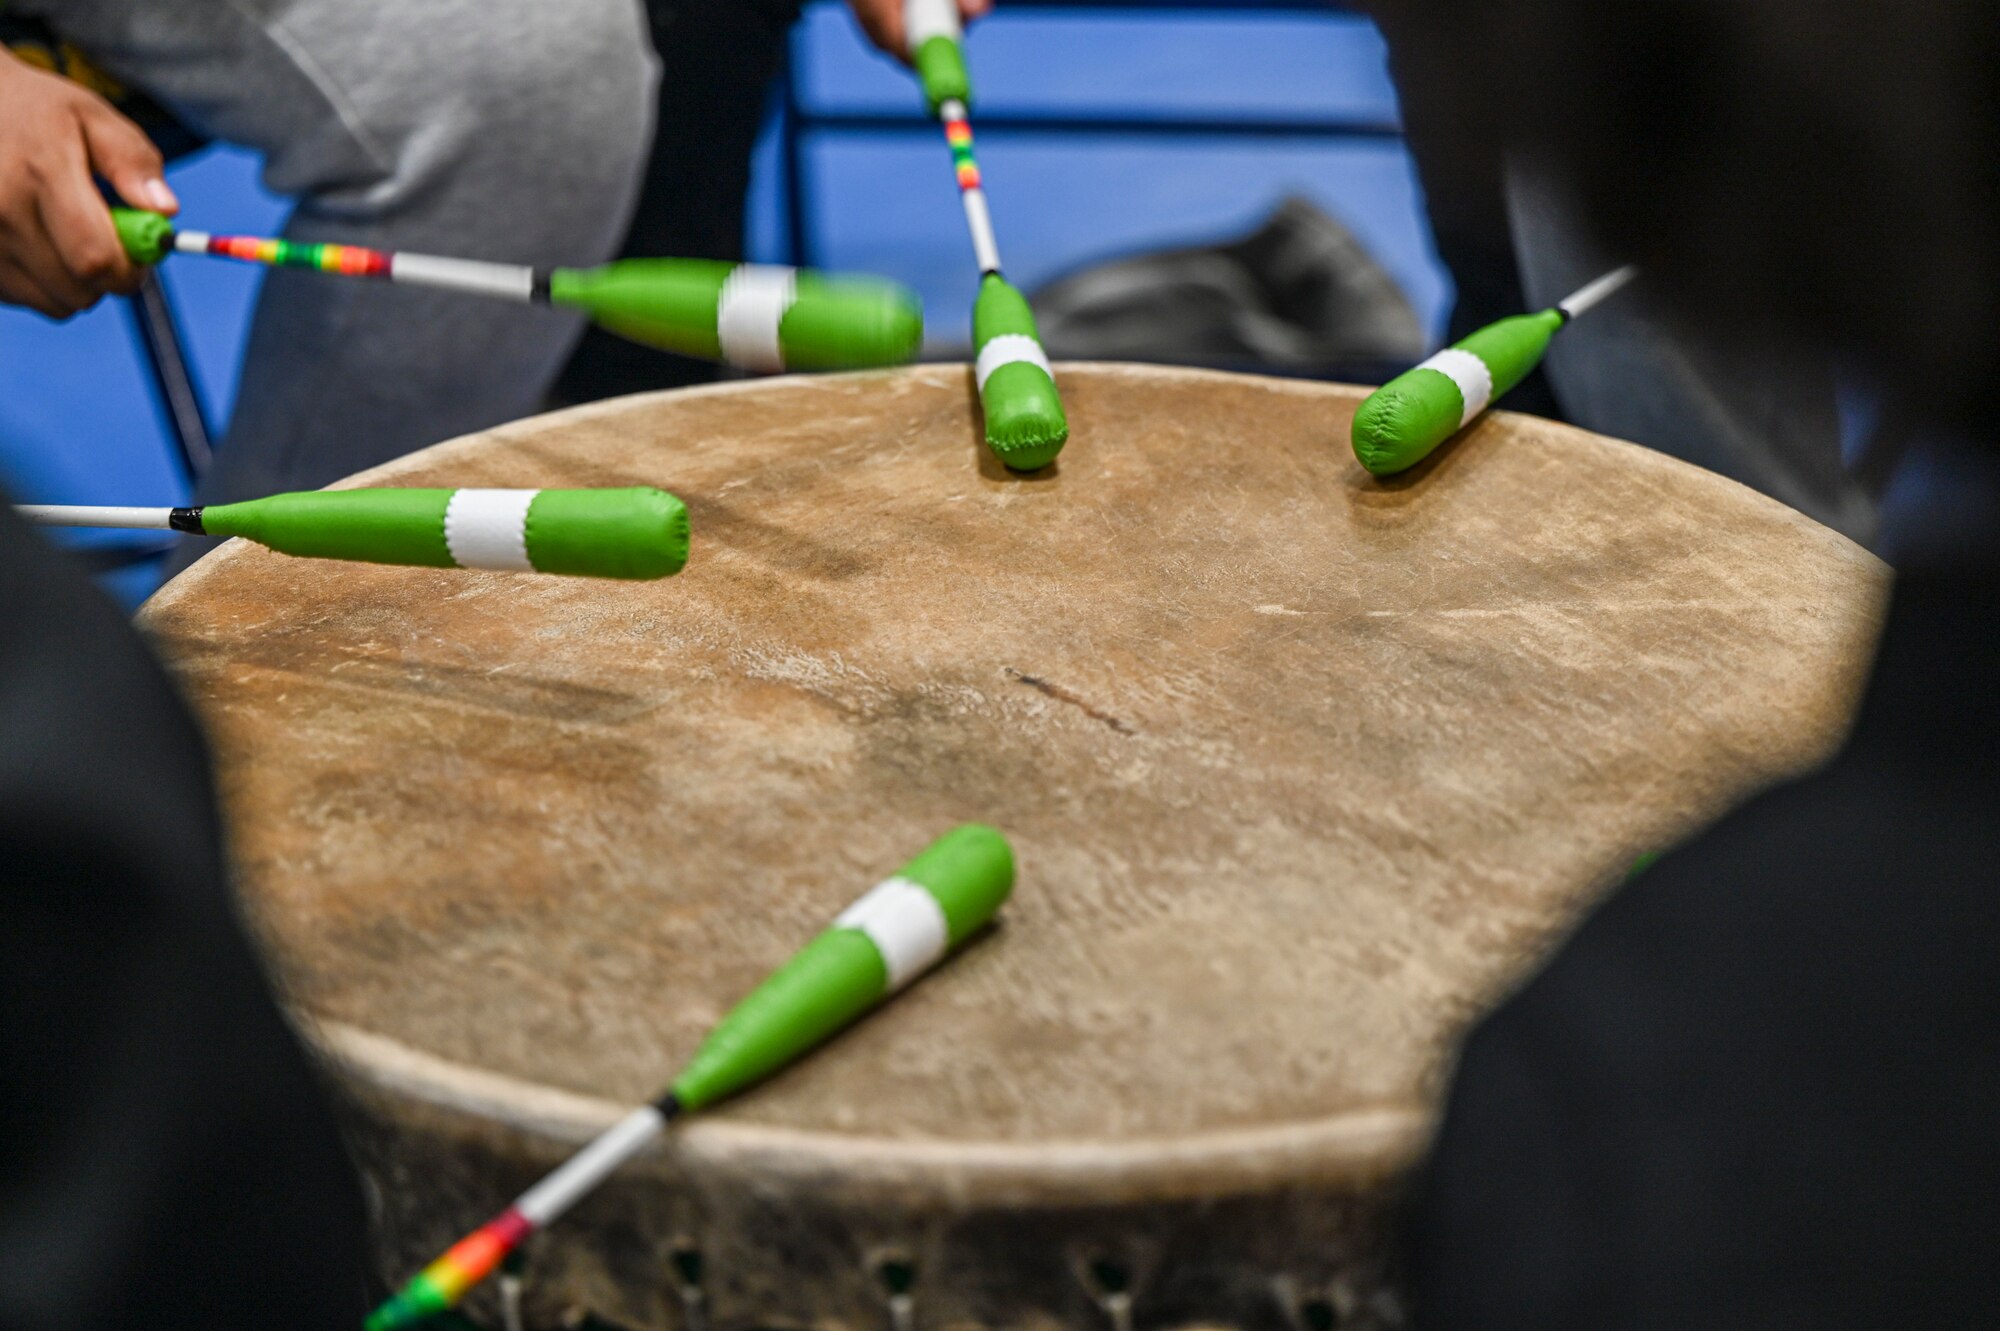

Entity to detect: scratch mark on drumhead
[1003,667,1136,736]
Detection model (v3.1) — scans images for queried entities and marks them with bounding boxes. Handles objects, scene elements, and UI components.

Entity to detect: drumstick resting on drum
[905,0,1068,472]
[18,487,689,580]
[364,823,1015,1331]
[1352,266,1638,476]
[110,207,923,373]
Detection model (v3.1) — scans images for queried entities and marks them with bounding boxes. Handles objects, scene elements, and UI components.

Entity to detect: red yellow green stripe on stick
[201,233,391,276]
[944,114,981,190]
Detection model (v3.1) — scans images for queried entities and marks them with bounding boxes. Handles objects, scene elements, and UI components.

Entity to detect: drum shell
[335,1045,1418,1331]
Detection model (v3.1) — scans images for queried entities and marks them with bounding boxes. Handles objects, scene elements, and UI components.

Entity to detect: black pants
[556,0,807,402]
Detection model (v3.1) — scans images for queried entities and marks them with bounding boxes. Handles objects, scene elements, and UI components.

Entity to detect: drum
[139,364,1888,1331]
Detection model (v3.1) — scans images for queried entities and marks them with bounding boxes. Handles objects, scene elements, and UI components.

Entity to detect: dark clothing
[1368,0,1999,445]
[1375,4,2000,1316]
[1408,563,2000,1329]
[557,0,805,403]
[1369,5,1562,421]
[0,505,366,1329]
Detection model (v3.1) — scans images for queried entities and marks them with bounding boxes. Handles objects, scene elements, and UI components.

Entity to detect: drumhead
[141,363,1887,1200]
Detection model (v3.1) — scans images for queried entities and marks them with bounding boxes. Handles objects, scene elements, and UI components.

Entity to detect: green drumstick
[365,824,1015,1331]
[972,273,1068,472]
[17,486,689,580]
[1352,266,1637,476]
[112,207,923,373]
[906,0,972,113]
[901,0,1069,472]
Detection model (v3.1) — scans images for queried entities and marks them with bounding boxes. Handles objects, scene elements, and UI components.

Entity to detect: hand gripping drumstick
[110,208,923,374]
[904,0,1068,472]
[1351,265,1638,476]
[364,824,1016,1331]
[18,487,689,580]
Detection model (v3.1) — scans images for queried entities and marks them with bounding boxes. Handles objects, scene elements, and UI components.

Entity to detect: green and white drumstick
[1351,266,1638,476]
[904,0,1069,472]
[111,208,923,373]
[364,824,1015,1331]
[18,487,689,580]
[972,271,1066,471]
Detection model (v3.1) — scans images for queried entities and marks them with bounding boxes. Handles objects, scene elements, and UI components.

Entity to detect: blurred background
[0,0,1450,607]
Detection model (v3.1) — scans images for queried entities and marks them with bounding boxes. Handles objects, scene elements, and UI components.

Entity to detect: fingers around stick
[42,130,140,295]
[79,100,175,216]
[848,0,906,62]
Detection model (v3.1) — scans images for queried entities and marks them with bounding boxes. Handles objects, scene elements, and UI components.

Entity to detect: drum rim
[148,361,1878,615]
[318,1019,1430,1203]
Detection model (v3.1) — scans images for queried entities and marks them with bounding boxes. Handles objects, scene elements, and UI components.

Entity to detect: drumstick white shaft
[511,1106,669,1226]
[16,504,175,530]
[963,186,1003,276]
[939,99,1003,275]
[1557,265,1638,321]
[169,230,538,302]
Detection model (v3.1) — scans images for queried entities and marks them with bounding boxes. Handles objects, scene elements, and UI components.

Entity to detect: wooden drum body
[139,365,1888,1331]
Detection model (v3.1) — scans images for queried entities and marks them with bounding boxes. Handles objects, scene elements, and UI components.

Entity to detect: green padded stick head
[897,823,1014,943]
[1351,369,1466,476]
[785,271,925,369]
[973,274,1067,472]
[200,486,689,580]
[111,207,174,266]
[524,487,689,579]
[669,823,1015,1112]
[913,35,972,112]
[549,261,923,370]
[1352,309,1565,476]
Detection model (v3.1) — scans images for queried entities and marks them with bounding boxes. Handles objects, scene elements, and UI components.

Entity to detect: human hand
[845,0,992,64]
[0,48,177,318]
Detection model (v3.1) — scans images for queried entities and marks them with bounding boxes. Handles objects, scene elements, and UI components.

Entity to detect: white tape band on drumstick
[1419,348,1494,426]
[716,265,798,374]
[905,0,962,50]
[513,1104,668,1226]
[444,489,538,572]
[389,252,538,302]
[836,877,950,991]
[975,334,1053,392]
